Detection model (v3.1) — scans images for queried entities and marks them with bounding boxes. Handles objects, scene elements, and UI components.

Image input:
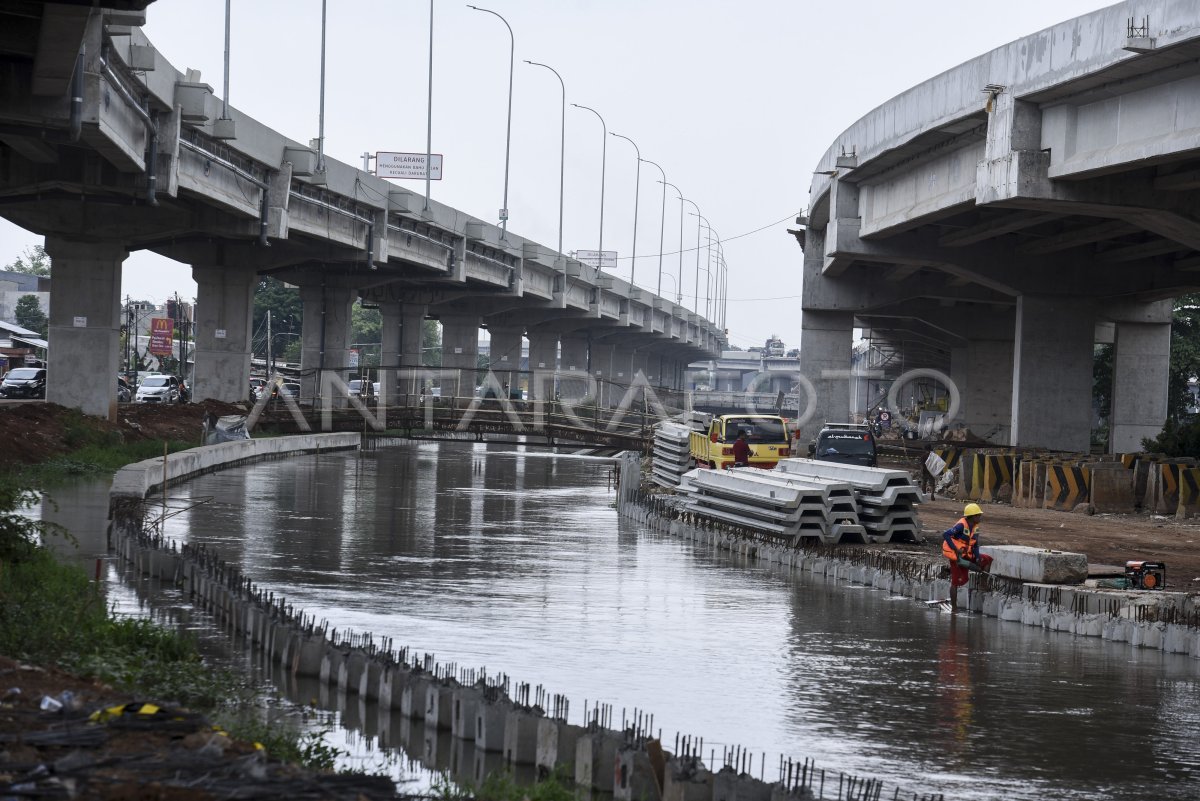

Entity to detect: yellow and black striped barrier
[980,454,1015,503]
[1177,467,1200,518]
[1043,463,1089,511]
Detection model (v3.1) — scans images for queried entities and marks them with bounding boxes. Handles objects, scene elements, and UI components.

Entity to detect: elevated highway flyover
[0,2,724,421]
[794,0,1200,453]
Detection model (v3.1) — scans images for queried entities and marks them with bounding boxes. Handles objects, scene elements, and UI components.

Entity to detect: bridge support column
[440,313,479,401]
[796,310,853,440]
[299,283,355,407]
[487,325,523,399]
[527,332,558,400]
[192,266,256,404]
[559,334,591,402]
[45,238,124,420]
[1110,320,1171,453]
[950,339,1015,444]
[1011,295,1094,452]
[590,342,616,407]
[380,301,425,403]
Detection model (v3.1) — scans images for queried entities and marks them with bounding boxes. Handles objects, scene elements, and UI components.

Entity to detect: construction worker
[731,431,751,467]
[942,503,993,610]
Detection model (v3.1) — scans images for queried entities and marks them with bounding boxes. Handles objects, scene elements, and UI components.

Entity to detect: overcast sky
[0,0,1112,350]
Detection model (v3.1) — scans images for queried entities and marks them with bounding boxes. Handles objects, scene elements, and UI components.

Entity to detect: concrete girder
[936,211,1061,247]
[1096,237,1191,263]
[1154,167,1200,192]
[32,5,90,97]
[1014,219,1140,255]
[976,149,1200,250]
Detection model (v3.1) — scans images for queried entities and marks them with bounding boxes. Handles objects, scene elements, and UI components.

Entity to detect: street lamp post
[572,104,607,276]
[682,199,701,313]
[657,180,685,305]
[525,60,566,260]
[467,5,515,239]
[641,159,666,297]
[609,132,640,290]
[689,212,713,319]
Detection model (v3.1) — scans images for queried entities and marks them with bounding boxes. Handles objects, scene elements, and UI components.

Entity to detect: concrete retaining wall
[616,454,1200,660]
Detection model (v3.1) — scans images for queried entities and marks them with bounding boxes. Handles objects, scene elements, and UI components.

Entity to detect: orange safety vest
[942,517,979,560]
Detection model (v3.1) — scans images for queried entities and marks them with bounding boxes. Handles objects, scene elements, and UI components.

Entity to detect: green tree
[351,303,381,344]
[14,294,47,337]
[422,319,441,366]
[6,244,50,276]
[1167,293,1200,420]
[253,277,302,361]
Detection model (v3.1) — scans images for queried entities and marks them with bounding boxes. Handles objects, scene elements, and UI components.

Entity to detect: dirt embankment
[0,400,249,466]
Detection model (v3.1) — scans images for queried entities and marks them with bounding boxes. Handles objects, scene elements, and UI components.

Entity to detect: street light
[689,212,714,320]
[657,180,685,305]
[682,198,701,313]
[572,103,607,276]
[609,132,640,290]
[525,60,566,261]
[467,5,515,239]
[641,159,667,297]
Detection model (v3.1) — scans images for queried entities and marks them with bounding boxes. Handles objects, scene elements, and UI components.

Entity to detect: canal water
[36,442,1200,799]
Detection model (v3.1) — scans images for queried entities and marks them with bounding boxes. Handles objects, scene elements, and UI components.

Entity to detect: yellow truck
[689,414,792,470]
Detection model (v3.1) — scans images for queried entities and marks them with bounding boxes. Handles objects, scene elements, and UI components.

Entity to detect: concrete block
[475,700,512,753]
[451,685,481,740]
[536,719,583,775]
[426,682,455,730]
[663,758,713,801]
[615,747,663,801]
[503,709,540,766]
[979,545,1087,584]
[402,674,431,719]
[1087,463,1134,513]
[576,731,622,791]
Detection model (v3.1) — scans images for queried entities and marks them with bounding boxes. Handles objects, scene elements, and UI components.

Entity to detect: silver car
[135,374,181,403]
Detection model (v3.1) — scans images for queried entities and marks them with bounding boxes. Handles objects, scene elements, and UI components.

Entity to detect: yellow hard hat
[963,503,983,517]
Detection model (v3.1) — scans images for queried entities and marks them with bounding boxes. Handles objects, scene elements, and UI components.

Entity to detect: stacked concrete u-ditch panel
[679,468,866,544]
[773,459,922,542]
[652,422,695,489]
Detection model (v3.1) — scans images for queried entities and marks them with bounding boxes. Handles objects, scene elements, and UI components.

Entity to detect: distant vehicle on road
[135,374,181,403]
[117,376,132,402]
[808,423,877,467]
[0,367,46,399]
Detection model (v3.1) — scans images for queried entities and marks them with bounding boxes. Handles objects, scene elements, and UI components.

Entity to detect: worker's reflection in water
[935,617,977,757]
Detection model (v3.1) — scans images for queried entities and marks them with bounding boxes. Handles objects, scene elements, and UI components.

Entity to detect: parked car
[280,382,301,399]
[117,376,132,403]
[135,374,181,403]
[808,423,877,467]
[0,367,47,399]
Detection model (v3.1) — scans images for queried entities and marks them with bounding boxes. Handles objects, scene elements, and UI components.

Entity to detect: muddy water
[37,443,1200,799]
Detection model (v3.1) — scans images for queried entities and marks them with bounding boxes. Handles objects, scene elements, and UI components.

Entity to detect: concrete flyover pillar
[440,312,479,401]
[558,333,590,402]
[1011,295,1094,452]
[379,301,401,403]
[945,335,1012,443]
[192,266,256,404]
[299,283,355,406]
[44,238,125,420]
[399,302,426,398]
[380,300,427,402]
[1110,320,1171,453]
[526,331,558,400]
[590,342,616,407]
[487,325,523,398]
[796,310,854,441]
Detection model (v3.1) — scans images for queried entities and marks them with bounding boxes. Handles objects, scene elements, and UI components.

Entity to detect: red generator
[1125,561,1166,590]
